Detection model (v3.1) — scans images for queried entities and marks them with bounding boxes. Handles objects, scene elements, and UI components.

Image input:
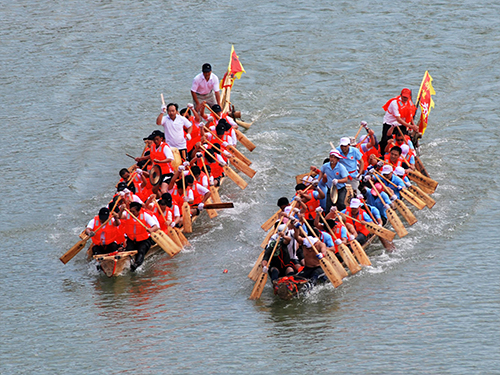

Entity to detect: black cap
[151,130,164,139]
[202,63,212,72]
[218,118,230,131]
[216,123,225,136]
[143,133,155,141]
[277,197,289,207]
[98,207,110,221]
[211,104,222,113]
[117,182,127,191]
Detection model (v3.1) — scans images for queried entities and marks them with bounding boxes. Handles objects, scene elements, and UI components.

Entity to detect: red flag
[417,71,436,135]
[228,45,245,80]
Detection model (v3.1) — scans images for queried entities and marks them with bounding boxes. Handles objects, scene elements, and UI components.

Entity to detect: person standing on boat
[337,137,364,194]
[120,202,159,271]
[191,63,221,115]
[379,88,418,153]
[157,103,192,161]
[317,150,349,212]
[85,207,121,255]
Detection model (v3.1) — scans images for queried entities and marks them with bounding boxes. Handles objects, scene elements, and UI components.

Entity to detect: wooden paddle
[60,198,122,264]
[318,214,361,274]
[93,250,137,261]
[373,172,417,226]
[202,124,252,166]
[200,155,222,214]
[375,169,426,210]
[367,180,408,238]
[248,250,265,281]
[203,202,234,209]
[302,219,348,279]
[335,214,372,266]
[185,164,217,219]
[261,209,281,232]
[180,170,193,233]
[205,140,256,178]
[200,145,248,190]
[154,200,183,249]
[123,208,180,256]
[338,212,396,242]
[353,124,364,143]
[407,169,438,193]
[408,185,435,209]
[297,225,343,287]
[204,102,256,152]
[249,216,286,300]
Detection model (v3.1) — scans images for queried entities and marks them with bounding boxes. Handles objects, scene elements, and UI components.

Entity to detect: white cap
[381,165,393,174]
[401,144,410,156]
[303,236,319,248]
[350,198,361,208]
[302,175,313,184]
[277,224,287,233]
[339,137,350,146]
[394,166,406,176]
[329,149,344,159]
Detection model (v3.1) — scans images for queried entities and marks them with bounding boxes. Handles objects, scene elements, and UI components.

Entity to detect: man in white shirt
[191,63,221,115]
[156,103,192,160]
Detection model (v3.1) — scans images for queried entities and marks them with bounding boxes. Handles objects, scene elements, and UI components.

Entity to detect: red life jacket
[150,142,173,175]
[361,145,381,172]
[185,116,202,151]
[191,182,204,205]
[345,207,370,236]
[90,216,118,246]
[151,205,173,231]
[303,190,320,220]
[122,211,150,241]
[384,154,404,168]
[382,96,416,123]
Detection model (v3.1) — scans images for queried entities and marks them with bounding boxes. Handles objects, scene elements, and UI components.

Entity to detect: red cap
[401,88,411,98]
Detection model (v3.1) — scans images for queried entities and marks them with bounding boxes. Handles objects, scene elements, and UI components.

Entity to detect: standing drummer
[337,137,364,194]
[317,150,349,212]
[191,63,221,115]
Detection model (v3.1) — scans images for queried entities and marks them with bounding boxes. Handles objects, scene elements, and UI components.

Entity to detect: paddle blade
[150,231,176,257]
[400,189,426,210]
[386,207,409,238]
[261,210,280,232]
[350,240,372,266]
[203,202,234,210]
[364,221,396,242]
[229,157,256,178]
[325,251,348,279]
[60,237,88,264]
[337,244,361,274]
[223,165,248,190]
[226,145,251,166]
[248,251,265,281]
[182,202,192,233]
[393,199,417,226]
[319,257,343,288]
[249,272,268,300]
[408,185,436,209]
[235,129,256,152]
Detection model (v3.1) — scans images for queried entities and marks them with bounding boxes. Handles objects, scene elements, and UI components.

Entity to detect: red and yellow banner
[417,71,436,135]
[221,45,245,89]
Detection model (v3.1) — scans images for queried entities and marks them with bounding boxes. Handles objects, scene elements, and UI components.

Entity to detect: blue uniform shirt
[337,146,363,177]
[321,162,349,189]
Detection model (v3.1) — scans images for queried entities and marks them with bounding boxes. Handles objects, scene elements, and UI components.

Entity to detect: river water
[1,0,499,374]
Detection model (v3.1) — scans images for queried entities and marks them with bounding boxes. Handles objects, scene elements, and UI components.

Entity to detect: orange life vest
[90,216,118,246]
[185,116,202,151]
[345,207,370,236]
[150,142,173,175]
[151,205,173,231]
[303,190,320,220]
[384,154,404,168]
[122,211,150,241]
[382,96,416,123]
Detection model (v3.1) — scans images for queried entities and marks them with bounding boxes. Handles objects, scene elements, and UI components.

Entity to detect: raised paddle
[248,250,265,281]
[60,198,122,264]
[203,102,256,152]
[318,214,361,274]
[181,168,193,233]
[338,212,396,242]
[302,219,348,279]
[367,180,408,238]
[335,214,372,266]
[200,145,248,190]
[372,172,417,226]
[297,225,343,288]
[123,208,180,257]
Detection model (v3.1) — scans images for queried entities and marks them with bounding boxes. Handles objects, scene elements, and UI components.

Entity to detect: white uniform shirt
[191,72,220,95]
[383,100,401,126]
[160,114,192,149]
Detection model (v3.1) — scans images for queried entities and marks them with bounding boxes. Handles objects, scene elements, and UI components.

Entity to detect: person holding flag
[379,88,418,153]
